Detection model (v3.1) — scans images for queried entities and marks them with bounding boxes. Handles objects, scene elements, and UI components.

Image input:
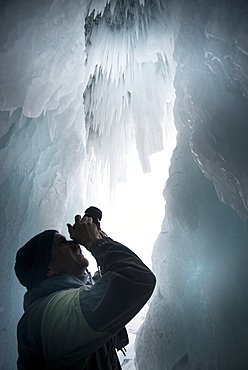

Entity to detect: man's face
[48,233,89,276]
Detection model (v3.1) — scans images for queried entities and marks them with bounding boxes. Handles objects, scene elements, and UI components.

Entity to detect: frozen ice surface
[0,0,87,117]
[1,0,248,369]
[135,1,248,369]
[0,0,176,368]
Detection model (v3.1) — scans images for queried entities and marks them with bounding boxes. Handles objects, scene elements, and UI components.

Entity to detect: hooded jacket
[17,237,156,369]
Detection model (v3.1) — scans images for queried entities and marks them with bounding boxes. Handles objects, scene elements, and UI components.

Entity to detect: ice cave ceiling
[1,0,248,369]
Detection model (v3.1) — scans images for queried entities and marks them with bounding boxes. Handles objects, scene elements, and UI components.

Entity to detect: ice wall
[135,1,248,369]
[1,0,248,369]
[0,1,175,368]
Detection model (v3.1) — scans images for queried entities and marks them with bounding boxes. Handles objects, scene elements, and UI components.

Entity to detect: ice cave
[1,0,248,369]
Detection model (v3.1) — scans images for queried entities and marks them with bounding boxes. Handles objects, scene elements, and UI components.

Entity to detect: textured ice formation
[0,1,175,368]
[1,0,248,369]
[135,1,248,369]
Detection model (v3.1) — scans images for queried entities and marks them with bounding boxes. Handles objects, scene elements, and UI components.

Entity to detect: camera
[84,206,102,226]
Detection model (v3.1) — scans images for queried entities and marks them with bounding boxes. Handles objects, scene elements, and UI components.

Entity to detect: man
[14,211,156,369]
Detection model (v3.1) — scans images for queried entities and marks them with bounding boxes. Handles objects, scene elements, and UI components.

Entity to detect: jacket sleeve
[79,237,156,334]
[41,238,156,368]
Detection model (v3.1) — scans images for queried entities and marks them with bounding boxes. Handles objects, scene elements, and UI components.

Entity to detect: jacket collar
[23,273,88,311]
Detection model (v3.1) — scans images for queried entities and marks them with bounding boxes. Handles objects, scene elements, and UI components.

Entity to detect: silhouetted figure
[15,211,156,369]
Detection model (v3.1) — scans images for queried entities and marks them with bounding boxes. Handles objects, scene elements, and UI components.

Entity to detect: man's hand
[67,215,102,250]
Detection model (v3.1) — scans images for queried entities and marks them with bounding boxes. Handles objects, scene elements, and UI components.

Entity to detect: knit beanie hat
[14,230,58,290]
